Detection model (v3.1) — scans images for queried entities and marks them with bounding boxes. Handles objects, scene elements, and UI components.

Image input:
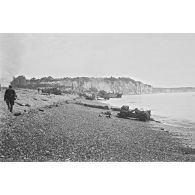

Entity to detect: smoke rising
[0,34,24,86]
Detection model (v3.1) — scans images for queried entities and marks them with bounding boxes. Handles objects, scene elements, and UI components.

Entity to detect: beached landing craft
[98,90,122,100]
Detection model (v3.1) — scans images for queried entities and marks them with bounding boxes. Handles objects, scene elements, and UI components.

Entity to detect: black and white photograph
[0,1,194,195]
[0,33,194,162]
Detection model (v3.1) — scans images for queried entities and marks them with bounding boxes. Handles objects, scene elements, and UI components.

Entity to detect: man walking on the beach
[4,85,17,112]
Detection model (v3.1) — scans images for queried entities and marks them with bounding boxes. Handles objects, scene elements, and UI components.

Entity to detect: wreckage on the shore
[117,105,151,121]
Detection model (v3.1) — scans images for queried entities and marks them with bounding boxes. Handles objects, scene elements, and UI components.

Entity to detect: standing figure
[4,85,17,112]
[38,88,41,94]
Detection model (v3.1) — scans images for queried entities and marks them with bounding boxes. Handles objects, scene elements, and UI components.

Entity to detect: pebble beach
[0,89,195,161]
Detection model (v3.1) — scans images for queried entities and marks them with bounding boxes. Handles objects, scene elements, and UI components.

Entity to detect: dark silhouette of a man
[4,85,17,112]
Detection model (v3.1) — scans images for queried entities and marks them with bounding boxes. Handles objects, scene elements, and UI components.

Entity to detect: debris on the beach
[41,99,48,101]
[15,102,24,106]
[111,106,121,111]
[117,105,151,121]
[121,105,129,111]
[14,112,22,116]
[102,111,112,118]
[98,114,102,117]
[117,105,130,118]
[25,103,31,107]
[33,98,37,100]
[83,103,109,110]
[38,109,44,112]
[160,128,164,130]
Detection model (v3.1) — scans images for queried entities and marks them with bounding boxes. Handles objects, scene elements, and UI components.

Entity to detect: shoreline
[101,93,195,148]
[0,89,195,161]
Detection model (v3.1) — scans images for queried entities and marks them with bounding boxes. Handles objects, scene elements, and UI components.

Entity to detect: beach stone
[25,104,31,107]
[38,109,44,112]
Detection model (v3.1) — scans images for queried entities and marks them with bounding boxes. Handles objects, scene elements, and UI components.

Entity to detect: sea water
[102,92,195,130]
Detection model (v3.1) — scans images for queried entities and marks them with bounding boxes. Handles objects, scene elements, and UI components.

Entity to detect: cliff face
[11,76,153,95]
[71,77,153,94]
[11,76,195,94]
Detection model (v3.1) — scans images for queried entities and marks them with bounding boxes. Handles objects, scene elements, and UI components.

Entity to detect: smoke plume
[0,34,24,86]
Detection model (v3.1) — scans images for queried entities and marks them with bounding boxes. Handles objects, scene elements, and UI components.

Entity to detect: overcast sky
[0,33,195,87]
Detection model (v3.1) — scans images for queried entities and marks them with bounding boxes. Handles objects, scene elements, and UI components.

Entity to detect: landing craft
[98,90,122,100]
[107,93,122,98]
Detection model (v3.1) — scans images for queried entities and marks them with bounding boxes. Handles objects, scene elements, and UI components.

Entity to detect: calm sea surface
[103,92,195,130]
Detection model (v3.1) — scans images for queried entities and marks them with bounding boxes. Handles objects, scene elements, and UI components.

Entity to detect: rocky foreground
[0,89,195,161]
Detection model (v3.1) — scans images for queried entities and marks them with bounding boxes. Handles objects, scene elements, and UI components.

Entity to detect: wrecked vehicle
[117,105,151,121]
[78,92,96,100]
[98,90,122,100]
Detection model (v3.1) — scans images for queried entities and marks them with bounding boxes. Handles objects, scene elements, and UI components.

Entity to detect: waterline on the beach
[101,92,195,130]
